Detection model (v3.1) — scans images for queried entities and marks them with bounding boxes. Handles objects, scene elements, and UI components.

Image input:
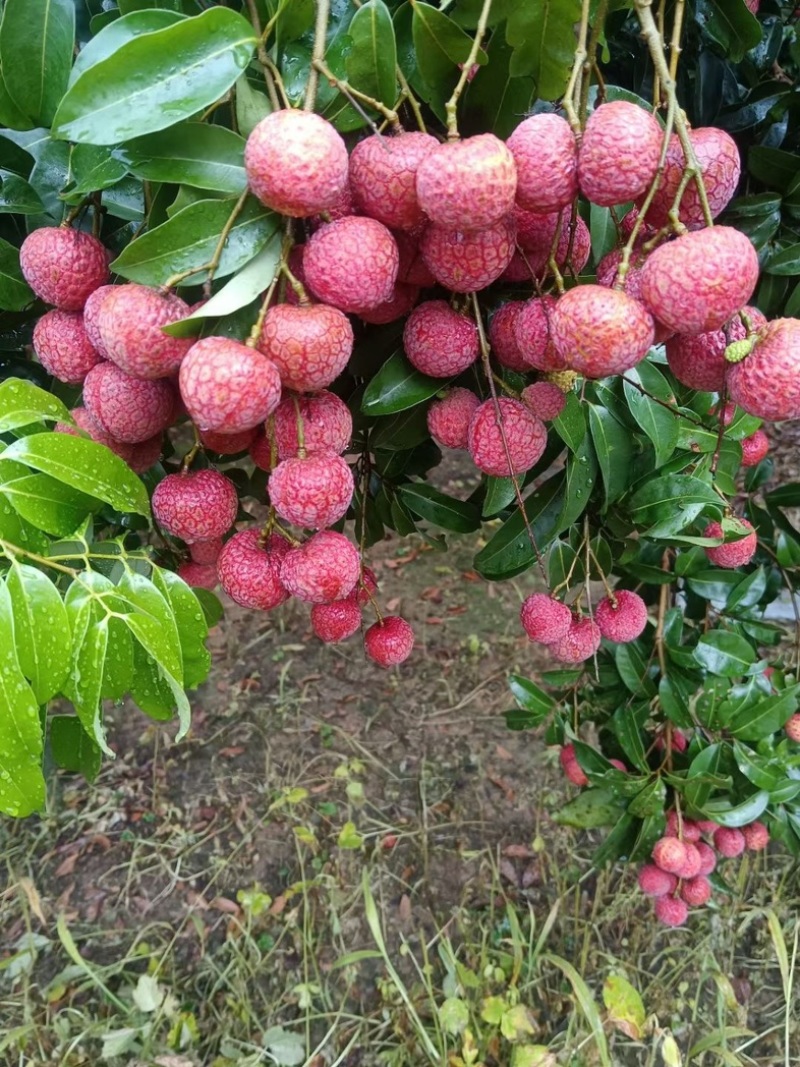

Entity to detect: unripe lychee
[520,593,572,644]
[364,615,415,667]
[578,102,662,206]
[217,529,291,610]
[280,530,360,604]
[244,109,348,217]
[675,842,703,880]
[728,319,800,422]
[349,131,438,230]
[177,561,219,589]
[427,388,481,450]
[20,226,109,310]
[506,113,578,214]
[638,864,679,897]
[550,285,654,377]
[304,217,399,312]
[594,590,648,643]
[642,127,741,230]
[347,565,379,606]
[467,398,547,477]
[666,313,747,392]
[82,284,116,358]
[189,537,223,565]
[652,836,689,874]
[268,452,354,530]
[741,429,769,467]
[152,469,238,543]
[785,712,800,742]
[270,390,352,461]
[83,362,175,443]
[713,826,746,857]
[415,134,517,232]
[505,208,591,282]
[680,876,712,907]
[311,599,362,643]
[420,217,516,292]
[33,309,104,384]
[258,303,354,392]
[703,519,757,568]
[654,894,689,926]
[514,295,565,372]
[550,616,602,663]
[640,227,759,335]
[200,427,259,455]
[97,284,192,380]
[356,282,419,324]
[179,336,281,433]
[403,301,479,378]
[743,821,769,851]
[521,382,566,421]
[696,841,717,876]
[489,302,528,372]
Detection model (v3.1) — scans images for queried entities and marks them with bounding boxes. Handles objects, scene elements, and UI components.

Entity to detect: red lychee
[311,599,362,643]
[550,616,602,664]
[395,228,437,287]
[743,821,769,851]
[713,826,746,857]
[594,590,648,643]
[415,134,517,232]
[652,836,688,875]
[427,388,481,450]
[403,300,479,378]
[244,109,349,217]
[20,226,109,310]
[179,336,281,433]
[127,433,164,474]
[177,561,218,589]
[189,537,223,565]
[521,382,566,421]
[349,131,438,230]
[467,397,547,477]
[654,894,689,926]
[638,864,679,897]
[665,812,702,842]
[728,319,800,421]
[83,362,175,443]
[268,452,354,530]
[703,518,757,568]
[33,309,104,384]
[270,390,352,461]
[217,529,291,610]
[675,842,703,880]
[741,429,769,467]
[665,313,747,392]
[82,284,116,358]
[280,530,360,603]
[152,469,238,543]
[680,876,712,907]
[595,247,673,344]
[258,303,354,393]
[785,713,800,742]
[506,113,578,214]
[696,841,717,876]
[520,593,572,644]
[640,227,759,335]
[489,301,528,372]
[420,217,516,292]
[304,217,399,312]
[356,282,419,324]
[563,755,589,787]
[200,427,259,455]
[550,285,654,377]
[97,284,192,380]
[364,615,415,667]
[56,406,133,461]
[347,566,379,606]
[578,101,662,206]
[514,295,565,372]
[642,127,741,230]
[505,208,591,282]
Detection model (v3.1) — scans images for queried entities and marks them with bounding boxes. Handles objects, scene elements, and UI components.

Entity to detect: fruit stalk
[163,188,249,291]
[313,58,402,130]
[242,0,281,109]
[304,0,330,111]
[562,0,593,135]
[445,0,494,139]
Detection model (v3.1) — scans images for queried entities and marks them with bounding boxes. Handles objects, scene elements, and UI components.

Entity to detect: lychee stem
[578,0,609,125]
[562,0,592,136]
[246,270,281,348]
[291,395,307,457]
[280,259,311,306]
[586,540,616,601]
[182,422,203,472]
[304,0,330,111]
[396,67,426,133]
[313,59,402,132]
[444,0,494,139]
[163,188,249,291]
[668,0,686,82]
[242,0,282,109]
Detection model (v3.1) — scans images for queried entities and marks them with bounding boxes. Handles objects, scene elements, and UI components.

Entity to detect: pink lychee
[395,228,437,287]
[415,133,517,232]
[578,101,662,206]
[403,300,479,378]
[550,285,654,377]
[740,429,769,467]
[258,303,354,392]
[356,282,419,324]
[427,388,481,450]
[506,113,578,214]
[82,284,116,358]
[594,590,648,643]
[420,216,516,292]
[728,319,800,422]
[349,131,438,230]
[654,894,689,926]
[152,469,238,543]
[97,284,192,380]
[270,390,352,461]
[189,537,223,565]
[514,295,565,372]
[364,615,415,667]
[268,452,354,530]
[713,826,746,857]
[696,841,717,876]
[675,842,703,880]
[304,217,399,312]
[505,208,591,282]
[680,876,712,907]
[200,427,259,455]
[20,226,109,310]
[177,561,218,589]
[83,362,175,443]
[638,865,679,897]
[179,336,282,433]
[33,309,104,384]
[280,530,360,603]
[550,616,602,664]
[785,713,800,742]
[467,397,547,477]
[652,836,689,874]
[521,382,566,421]
[217,529,291,610]
[347,566,379,606]
[563,755,589,787]
[666,313,747,392]
[489,301,528,372]
[703,518,757,568]
[595,247,673,344]
[520,593,572,644]
[743,821,769,851]
[666,811,702,842]
[642,127,741,230]
[310,599,362,643]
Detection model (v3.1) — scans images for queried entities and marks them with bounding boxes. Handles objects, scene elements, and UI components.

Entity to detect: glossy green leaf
[694,631,756,677]
[346,0,397,109]
[461,26,535,140]
[0,582,44,817]
[116,124,247,194]
[588,404,633,509]
[0,238,33,310]
[702,0,762,63]
[49,715,102,781]
[411,2,483,115]
[362,351,443,415]
[590,204,617,265]
[508,674,555,719]
[683,743,727,811]
[0,0,75,127]
[552,391,586,452]
[553,787,627,829]
[0,173,45,215]
[623,365,678,467]
[730,685,800,741]
[67,144,128,196]
[628,474,720,526]
[0,68,34,129]
[505,0,581,96]
[53,8,257,145]
[0,378,72,431]
[398,482,481,533]
[555,433,597,533]
[764,243,800,276]
[701,790,769,828]
[474,473,564,580]
[748,146,800,194]
[64,601,112,755]
[3,472,100,536]
[6,563,71,703]
[102,616,134,702]
[615,643,656,698]
[70,9,187,85]
[612,704,650,772]
[235,73,272,137]
[117,571,183,682]
[152,567,211,690]
[482,475,515,518]
[124,612,191,739]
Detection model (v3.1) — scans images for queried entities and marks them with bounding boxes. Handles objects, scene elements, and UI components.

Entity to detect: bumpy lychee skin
[179,336,281,434]
[551,285,654,378]
[578,101,662,206]
[640,227,759,335]
[420,217,516,292]
[642,127,741,230]
[785,713,800,742]
[311,600,362,644]
[395,228,437,287]
[638,865,679,898]
[82,284,116,358]
[676,842,703,880]
[364,615,415,667]
[244,109,348,217]
[520,593,572,644]
[595,248,673,344]
[217,529,291,611]
[703,519,757,568]
[415,134,517,232]
[33,309,104,384]
[258,303,354,393]
[356,282,419,325]
[654,894,689,927]
[20,227,109,310]
[349,131,438,230]
[152,470,238,544]
[505,209,591,282]
[177,561,219,590]
[506,114,578,214]
[97,284,192,379]
[680,876,712,907]
[280,531,360,604]
[200,427,258,455]
[83,362,175,443]
[728,319,800,421]
[550,616,603,664]
[127,433,164,474]
[489,302,528,372]
[304,217,399,312]
[468,398,547,477]
[268,452,354,530]
[713,826,746,858]
[404,301,479,378]
[741,429,769,467]
[563,755,589,787]
[743,821,769,851]
[189,537,223,565]
[271,390,352,461]
[666,314,747,392]
[514,295,565,372]
[666,811,702,841]
[595,590,648,643]
[652,836,689,874]
[696,841,717,876]
[521,382,566,421]
[427,388,481,451]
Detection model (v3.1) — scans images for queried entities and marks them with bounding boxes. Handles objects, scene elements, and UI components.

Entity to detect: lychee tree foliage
[0,0,798,897]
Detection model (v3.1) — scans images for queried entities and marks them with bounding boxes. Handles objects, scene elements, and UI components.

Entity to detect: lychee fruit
[640,227,759,335]
[743,821,769,851]
[200,427,259,455]
[189,537,223,565]
[696,841,717,876]
[785,713,800,742]
[280,530,360,603]
[727,319,800,422]
[427,388,481,450]
[177,561,219,590]
[258,303,354,392]
[420,216,516,292]
[82,284,116,358]
[467,397,547,477]
[666,811,702,841]
[642,127,741,230]
[303,217,399,312]
[675,842,703,880]
[395,228,437,287]
[403,301,479,378]
[594,590,648,643]
[506,113,578,214]
[152,469,238,543]
[562,754,589,787]
[348,565,379,606]
[652,837,689,875]
[217,529,291,610]
[713,826,746,857]
[268,452,354,530]
[665,312,748,392]
[489,301,528,372]
[20,226,109,310]
[520,593,572,644]
[654,894,689,926]
[244,109,348,217]
[521,382,566,421]
[740,429,769,467]
[356,282,419,324]
[33,309,104,384]
[349,131,438,230]
[703,518,757,568]
[415,133,517,232]
[270,390,352,461]
[578,101,662,206]
[696,819,720,835]
[550,285,654,377]
[505,208,591,282]
[97,283,193,379]
[680,876,712,907]
[550,616,602,663]
[56,406,134,462]
[311,599,362,643]
[514,295,565,372]
[127,433,164,474]
[179,336,281,433]
[638,864,679,897]
[83,362,175,443]
[595,247,673,344]
[364,615,415,667]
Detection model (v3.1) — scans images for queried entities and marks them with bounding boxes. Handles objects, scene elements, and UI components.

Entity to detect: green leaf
[6,563,71,703]
[552,391,586,452]
[612,704,650,772]
[0,0,75,127]
[730,685,800,741]
[152,567,211,690]
[701,0,762,63]
[623,366,678,467]
[102,616,134,701]
[110,196,277,288]
[412,2,483,116]
[508,674,554,720]
[553,787,627,828]
[555,433,597,533]
[3,472,100,536]
[615,643,656,698]
[3,433,151,517]
[346,0,397,109]
[505,0,582,96]
[590,204,617,265]
[398,482,480,533]
[683,743,726,811]
[748,146,800,194]
[461,25,535,140]
[362,352,443,415]
[694,631,756,678]
[49,715,102,781]
[603,976,646,1041]
[764,243,800,277]
[482,475,515,518]
[0,238,33,310]
[117,572,183,683]
[588,404,633,510]
[70,9,187,85]
[235,73,272,138]
[0,68,34,130]
[701,790,769,828]
[52,8,257,145]
[628,474,720,530]
[116,123,247,195]
[0,173,45,215]
[475,473,564,580]
[0,378,72,432]
[67,144,128,196]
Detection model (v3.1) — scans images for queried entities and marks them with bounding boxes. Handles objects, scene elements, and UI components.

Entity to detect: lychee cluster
[519,587,647,664]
